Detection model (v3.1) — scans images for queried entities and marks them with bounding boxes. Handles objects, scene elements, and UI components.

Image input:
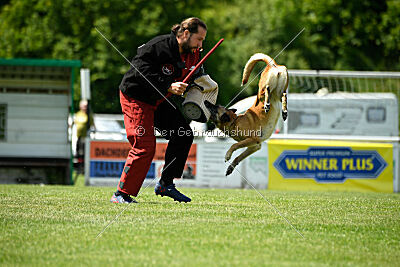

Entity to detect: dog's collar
[225,115,240,133]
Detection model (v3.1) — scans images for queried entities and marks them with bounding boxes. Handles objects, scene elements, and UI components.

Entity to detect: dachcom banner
[268,139,393,192]
[88,140,197,184]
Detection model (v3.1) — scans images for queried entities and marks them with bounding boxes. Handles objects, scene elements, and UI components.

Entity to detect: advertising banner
[268,139,393,192]
[88,140,196,183]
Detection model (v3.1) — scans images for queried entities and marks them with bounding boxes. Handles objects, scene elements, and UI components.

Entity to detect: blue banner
[90,161,155,179]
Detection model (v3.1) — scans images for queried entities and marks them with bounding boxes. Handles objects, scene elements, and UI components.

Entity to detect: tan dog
[204,53,288,176]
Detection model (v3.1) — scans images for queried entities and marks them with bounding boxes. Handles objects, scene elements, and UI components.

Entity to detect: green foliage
[0,0,399,111]
[0,0,209,112]
[200,0,312,104]
[200,0,400,104]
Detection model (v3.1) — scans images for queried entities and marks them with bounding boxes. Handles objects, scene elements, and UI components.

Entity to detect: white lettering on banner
[274,147,387,183]
[152,127,263,138]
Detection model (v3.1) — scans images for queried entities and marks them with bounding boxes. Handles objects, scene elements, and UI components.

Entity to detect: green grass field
[1,176,399,266]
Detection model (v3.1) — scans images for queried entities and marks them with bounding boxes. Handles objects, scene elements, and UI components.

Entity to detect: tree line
[1,0,399,113]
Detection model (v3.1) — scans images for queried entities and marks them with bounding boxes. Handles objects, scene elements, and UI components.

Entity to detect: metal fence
[288,69,400,95]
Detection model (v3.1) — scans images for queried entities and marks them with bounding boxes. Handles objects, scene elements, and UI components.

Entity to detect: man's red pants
[118,91,193,196]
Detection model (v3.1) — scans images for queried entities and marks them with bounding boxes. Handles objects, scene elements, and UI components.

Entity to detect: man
[111,17,207,204]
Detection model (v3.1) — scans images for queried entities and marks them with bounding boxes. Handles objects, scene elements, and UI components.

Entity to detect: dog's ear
[229,108,237,113]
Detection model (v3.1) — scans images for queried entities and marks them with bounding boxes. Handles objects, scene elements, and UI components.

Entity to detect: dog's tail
[241,53,276,86]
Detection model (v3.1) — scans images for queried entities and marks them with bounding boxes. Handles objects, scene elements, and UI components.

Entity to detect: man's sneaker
[110,192,137,204]
[155,183,191,203]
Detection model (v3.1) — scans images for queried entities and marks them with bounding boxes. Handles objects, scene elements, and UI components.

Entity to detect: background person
[111,17,207,203]
[74,99,93,175]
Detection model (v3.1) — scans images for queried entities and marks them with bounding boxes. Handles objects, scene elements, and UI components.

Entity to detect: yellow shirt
[75,111,93,138]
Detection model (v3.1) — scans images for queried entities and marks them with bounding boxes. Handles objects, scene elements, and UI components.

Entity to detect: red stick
[182,38,224,83]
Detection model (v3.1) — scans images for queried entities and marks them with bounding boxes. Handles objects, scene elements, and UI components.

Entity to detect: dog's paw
[263,103,270,114]
[226,164,235,176]
[282,110,288,121]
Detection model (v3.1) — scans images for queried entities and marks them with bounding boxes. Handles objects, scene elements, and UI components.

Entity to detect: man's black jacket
[120,32,200,106]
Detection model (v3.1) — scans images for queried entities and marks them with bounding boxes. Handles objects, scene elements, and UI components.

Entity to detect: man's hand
[168,82,188,95]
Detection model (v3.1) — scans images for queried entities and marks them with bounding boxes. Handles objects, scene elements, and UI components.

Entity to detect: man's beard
[181,35,197,54]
